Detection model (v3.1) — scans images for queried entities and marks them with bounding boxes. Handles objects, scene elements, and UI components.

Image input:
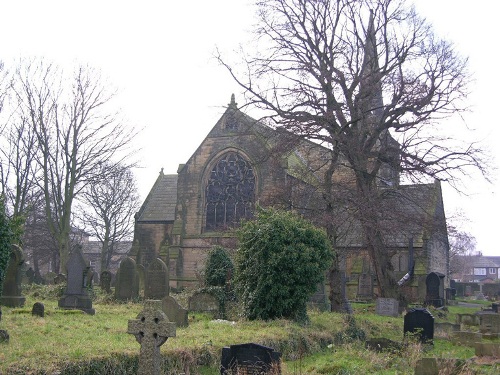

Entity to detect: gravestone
[58,246,95,315]
[425,272,444,307]
[162,295,188,327]
[0,329,9,344]
[127,300,176,375]
[100,270,112,293]
[32,302,45,317]
[115,257,140,301]
[404,308,434,344]
[145,258,169,299]
[220,343,281,375]
[414,358,465,375]
[0,245,26,307]
[188,291,220,317]
[375,298,399,317]
[480,314,500,334]
[357,273,373,298]
[474,342,500,357]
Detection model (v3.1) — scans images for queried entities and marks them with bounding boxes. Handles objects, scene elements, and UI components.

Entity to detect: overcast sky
[1,0,498,255]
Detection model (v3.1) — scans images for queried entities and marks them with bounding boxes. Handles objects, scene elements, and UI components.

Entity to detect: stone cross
[127,300,176,375]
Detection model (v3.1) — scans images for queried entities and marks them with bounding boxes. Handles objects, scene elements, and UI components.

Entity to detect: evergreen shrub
[235,207,333,322]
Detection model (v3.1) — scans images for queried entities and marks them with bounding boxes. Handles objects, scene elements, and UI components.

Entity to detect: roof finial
[160,168,164,176]
[228,94,237,108]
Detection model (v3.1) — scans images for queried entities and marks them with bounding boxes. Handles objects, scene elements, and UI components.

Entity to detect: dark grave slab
[425,272,444,307]
[115,257,139,301]
[375,298,399,317]
[100,270,112,293]
[162,295,188,327]
[127,300,176,375]
[492,303,499,313]
[357,273,373,297]
[404,308,434,344]
[145,258,169,299]
[0,329,9,344]
[32,302,45,317]
[58,246,95,315]
[220,343,281,375]
[189,291,220,317]
[0,245,26,307]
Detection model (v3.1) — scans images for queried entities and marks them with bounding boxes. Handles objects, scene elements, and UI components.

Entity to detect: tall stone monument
[58,246,95,315]
[0,245,26,307]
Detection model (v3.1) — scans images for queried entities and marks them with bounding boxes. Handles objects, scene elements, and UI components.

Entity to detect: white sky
[0,0,498,255]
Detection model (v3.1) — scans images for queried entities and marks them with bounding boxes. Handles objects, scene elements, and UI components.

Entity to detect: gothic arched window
[205,151,255,231]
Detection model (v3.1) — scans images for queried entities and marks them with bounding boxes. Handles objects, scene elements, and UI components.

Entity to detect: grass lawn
[1,286,499,374]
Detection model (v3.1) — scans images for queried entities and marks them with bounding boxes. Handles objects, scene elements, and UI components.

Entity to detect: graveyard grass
[0,285,499,374]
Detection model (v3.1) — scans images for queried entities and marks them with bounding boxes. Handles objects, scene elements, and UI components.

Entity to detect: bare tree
[218,0,484,305]
[76,162,140,272]
[447,212,477,278]
[8,59,136,273]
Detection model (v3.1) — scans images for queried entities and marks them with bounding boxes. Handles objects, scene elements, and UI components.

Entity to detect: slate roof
[136,173,178,223]
[336,181,445,248]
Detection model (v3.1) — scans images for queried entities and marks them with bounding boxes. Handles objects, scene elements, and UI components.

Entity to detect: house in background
[452,255,500,283]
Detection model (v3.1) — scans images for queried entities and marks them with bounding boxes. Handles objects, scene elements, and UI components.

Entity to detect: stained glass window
[205,152,255,231]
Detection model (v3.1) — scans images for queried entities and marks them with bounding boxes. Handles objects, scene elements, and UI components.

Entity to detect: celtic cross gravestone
[127,300,176,375]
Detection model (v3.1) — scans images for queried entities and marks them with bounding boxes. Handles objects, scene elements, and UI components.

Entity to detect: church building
[130,94,450,304]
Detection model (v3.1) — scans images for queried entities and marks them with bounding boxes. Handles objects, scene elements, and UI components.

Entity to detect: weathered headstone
[0,329,9,344]
[474,342,500,357]
[127,300,176,375]
[404,308,434,344]
[188,291,220,317]
[220,343,281,375]
[145,258,169,299]
[100,270,112,293]
[357,273,373,298]
[0,245,26,307]
[58,246,95,315]
[375,298,399,317]
[162,295,188,327]
[32,302,45,317]
[425,272,443,307]
[115,257,140,301]
[480,313,500,334]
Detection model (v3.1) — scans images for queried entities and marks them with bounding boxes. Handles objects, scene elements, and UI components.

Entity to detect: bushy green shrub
[204,245,234,287]
[235,207,333,322]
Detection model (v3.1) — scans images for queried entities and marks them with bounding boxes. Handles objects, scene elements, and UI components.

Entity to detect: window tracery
[205,151,255,230]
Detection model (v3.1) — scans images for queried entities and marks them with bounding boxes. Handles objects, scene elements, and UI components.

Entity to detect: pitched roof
[136,172,178,223]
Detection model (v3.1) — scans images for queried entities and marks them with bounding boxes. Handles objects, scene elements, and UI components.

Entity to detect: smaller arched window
[205,151,255,231]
